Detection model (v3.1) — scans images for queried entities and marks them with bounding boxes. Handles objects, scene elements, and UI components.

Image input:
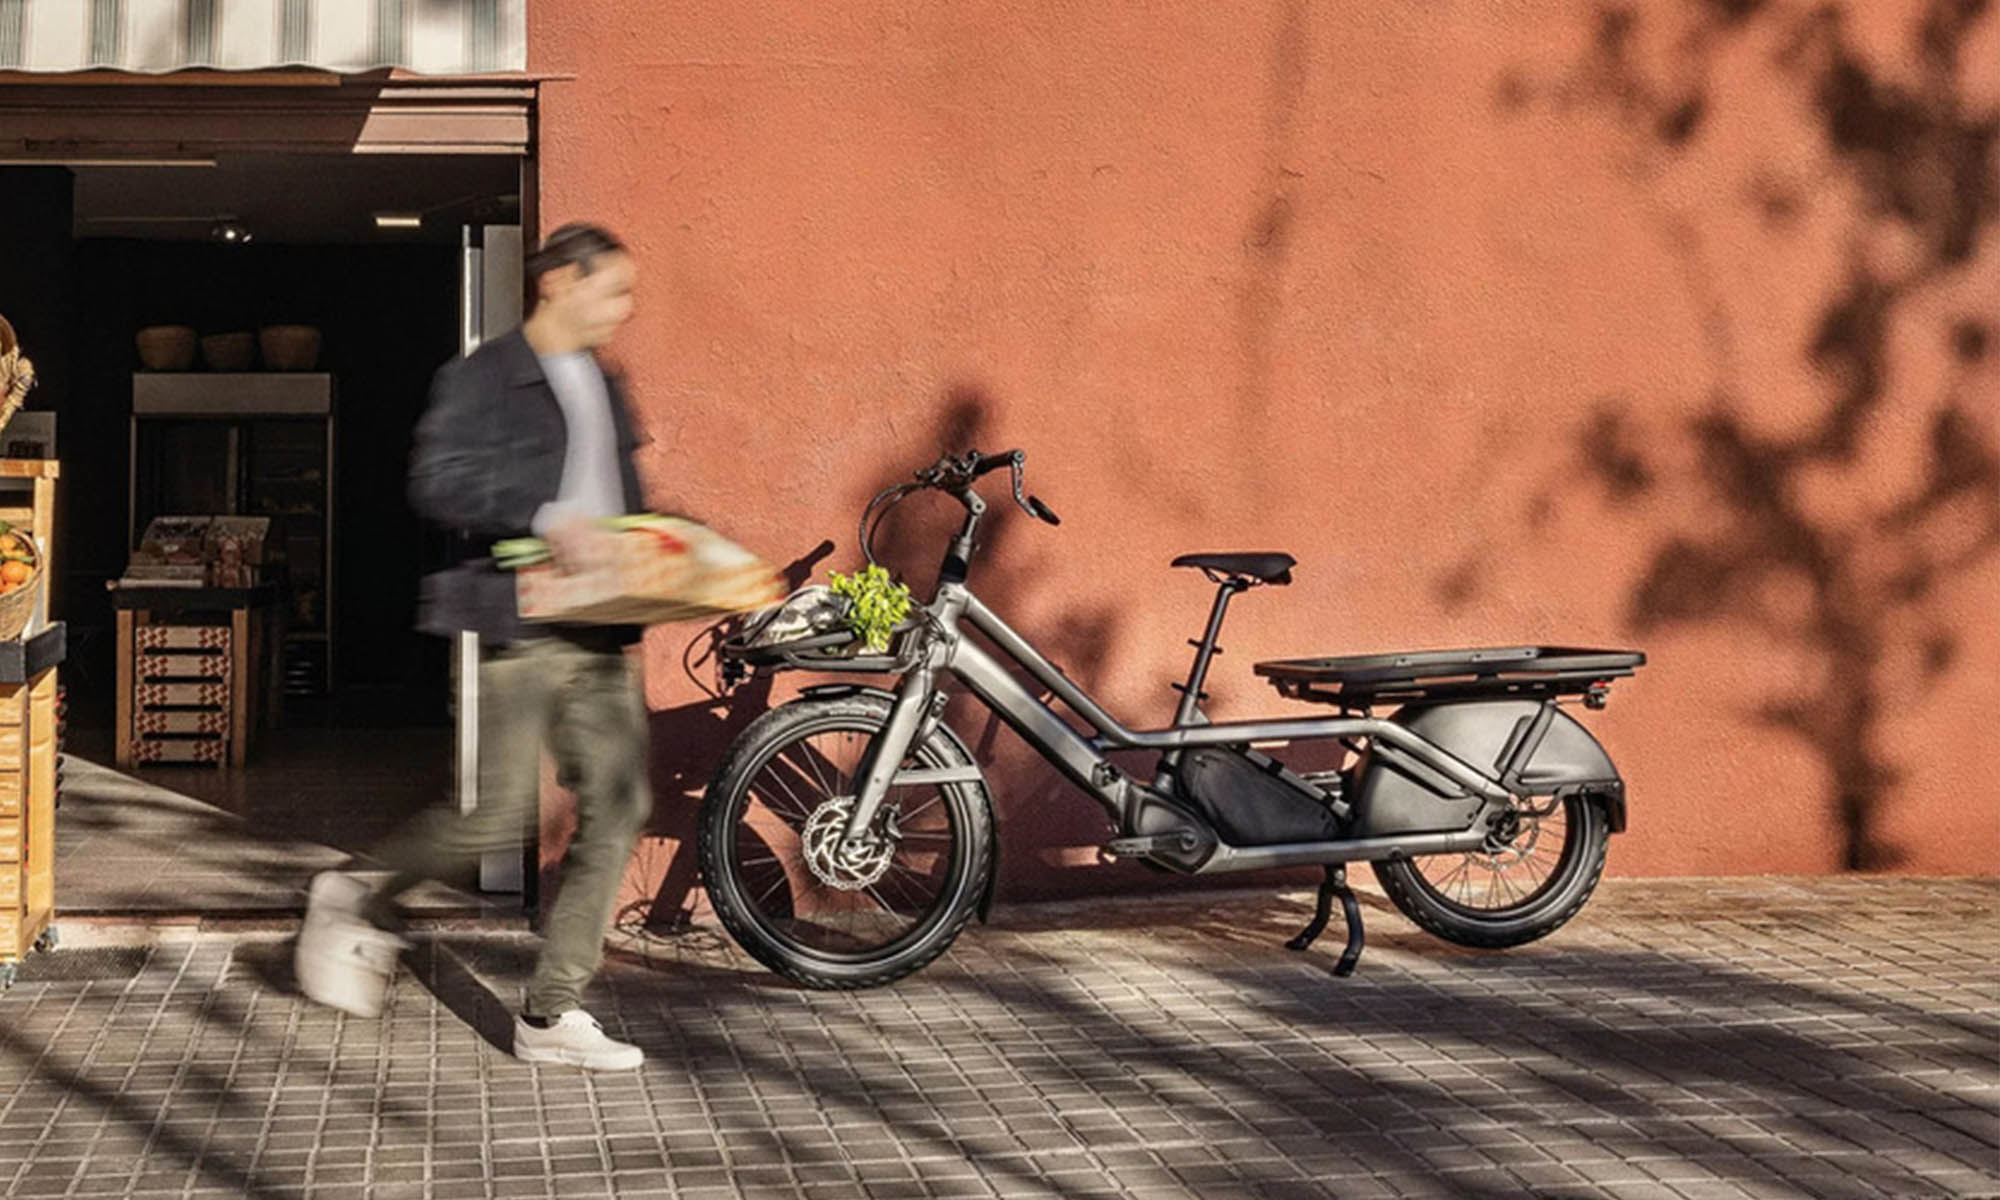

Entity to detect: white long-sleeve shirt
[531,350,625,535]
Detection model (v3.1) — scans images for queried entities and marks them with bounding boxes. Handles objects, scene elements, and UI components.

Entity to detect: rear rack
[1255,645,1644,708]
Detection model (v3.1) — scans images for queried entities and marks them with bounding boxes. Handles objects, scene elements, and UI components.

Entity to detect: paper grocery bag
[515,518,785,626]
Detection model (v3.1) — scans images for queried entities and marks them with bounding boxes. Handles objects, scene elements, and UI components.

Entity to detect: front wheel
[1372,792,1609,949]
[698,692,995,989]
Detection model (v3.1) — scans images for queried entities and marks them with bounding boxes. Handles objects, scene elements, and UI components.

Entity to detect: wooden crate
[115,601,267,770]
[132,680,229,709]
[133,709,230,737]
[134,736,226,765]
[136,624,231,652]
[139,648,231,680]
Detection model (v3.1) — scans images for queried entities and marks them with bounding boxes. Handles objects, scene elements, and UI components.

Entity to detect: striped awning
[0,0,526,75]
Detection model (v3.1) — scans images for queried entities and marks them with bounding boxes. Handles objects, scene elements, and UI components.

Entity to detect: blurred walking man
[296,223,654,1071]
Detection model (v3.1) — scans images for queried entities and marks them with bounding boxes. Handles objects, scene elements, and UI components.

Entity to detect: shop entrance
[0,146,529,915]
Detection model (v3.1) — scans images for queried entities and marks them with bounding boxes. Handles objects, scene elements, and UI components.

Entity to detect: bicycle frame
[842,581,1510,875]
[709,452,1638,983]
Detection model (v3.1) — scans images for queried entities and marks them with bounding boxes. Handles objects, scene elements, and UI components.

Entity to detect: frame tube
[955,591,1511,804]
[1196,828,1491,873]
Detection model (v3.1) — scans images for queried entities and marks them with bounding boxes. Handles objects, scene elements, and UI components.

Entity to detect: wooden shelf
[0,460,59,978]
[132,374,332,416]
[0,624,64,684]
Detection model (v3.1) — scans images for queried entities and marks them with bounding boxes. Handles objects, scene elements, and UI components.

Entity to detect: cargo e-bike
[702,450,1643,988]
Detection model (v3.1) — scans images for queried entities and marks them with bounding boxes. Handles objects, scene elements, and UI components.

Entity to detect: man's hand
[543,514,622,575]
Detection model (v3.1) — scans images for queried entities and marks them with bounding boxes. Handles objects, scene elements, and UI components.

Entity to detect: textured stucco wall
[531,1,2000,917]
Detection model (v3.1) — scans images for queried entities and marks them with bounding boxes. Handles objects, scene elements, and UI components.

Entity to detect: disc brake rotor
[802,796,897,890]
[1476,806,1543,868]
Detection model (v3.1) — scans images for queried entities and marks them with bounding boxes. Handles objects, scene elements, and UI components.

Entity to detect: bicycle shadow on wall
[1464,0,2000,870]
[862,387,1155,900]
[613,537,834,941]
[618,384,1178,944]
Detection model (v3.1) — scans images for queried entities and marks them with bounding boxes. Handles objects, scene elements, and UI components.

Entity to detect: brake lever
[1007,458,1061,525]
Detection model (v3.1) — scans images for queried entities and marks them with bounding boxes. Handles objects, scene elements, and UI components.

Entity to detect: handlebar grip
[1027,495,1061,526]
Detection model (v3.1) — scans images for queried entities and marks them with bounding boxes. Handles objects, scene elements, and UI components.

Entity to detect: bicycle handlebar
[928,449,1060,526]
[973,450,1019,478]
[861,448,1061,567]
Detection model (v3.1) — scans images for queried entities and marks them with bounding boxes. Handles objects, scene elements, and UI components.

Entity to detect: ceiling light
[373,213,423,230]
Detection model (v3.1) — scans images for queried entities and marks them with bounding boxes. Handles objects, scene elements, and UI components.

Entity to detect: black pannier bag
[1178,747,1343,847]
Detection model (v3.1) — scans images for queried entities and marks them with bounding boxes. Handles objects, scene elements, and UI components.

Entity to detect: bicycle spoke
[1430,855,1473,897]
[900,792,946,822]
[754,870,792,908]
[794,740,837,801]
[859,881,898,916]
[760,763,817,822]
[730,716,965,960]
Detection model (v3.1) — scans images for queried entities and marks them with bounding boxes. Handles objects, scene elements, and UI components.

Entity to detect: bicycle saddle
[1170,552,1296,585]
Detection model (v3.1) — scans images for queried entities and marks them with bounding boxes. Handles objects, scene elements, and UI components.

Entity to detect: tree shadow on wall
[1489,0,2000,868]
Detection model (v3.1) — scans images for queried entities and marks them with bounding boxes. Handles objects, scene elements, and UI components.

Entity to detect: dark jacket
[410,329,648,645]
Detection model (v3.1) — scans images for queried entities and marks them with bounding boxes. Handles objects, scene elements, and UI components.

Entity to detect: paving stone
[0,879,1995,1199]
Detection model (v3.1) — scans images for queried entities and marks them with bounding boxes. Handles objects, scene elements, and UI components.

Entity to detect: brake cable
[859,481,924,567]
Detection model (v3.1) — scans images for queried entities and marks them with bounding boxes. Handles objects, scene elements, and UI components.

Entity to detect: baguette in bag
[502,516,784,627]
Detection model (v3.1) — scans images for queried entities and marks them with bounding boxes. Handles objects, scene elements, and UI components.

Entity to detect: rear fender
[1353,699,1625,837]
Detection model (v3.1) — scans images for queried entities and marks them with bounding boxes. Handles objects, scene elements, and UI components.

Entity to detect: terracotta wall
[530,0,2000,916]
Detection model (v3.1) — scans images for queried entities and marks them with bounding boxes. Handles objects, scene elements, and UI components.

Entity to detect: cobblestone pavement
[0,877,1994,1199]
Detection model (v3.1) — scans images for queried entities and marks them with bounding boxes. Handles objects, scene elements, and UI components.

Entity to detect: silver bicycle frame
[841,582,1510,874]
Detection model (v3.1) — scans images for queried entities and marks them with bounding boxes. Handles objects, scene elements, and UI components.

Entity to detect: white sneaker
[295,871,408,1019]
[512,1010,644,1071]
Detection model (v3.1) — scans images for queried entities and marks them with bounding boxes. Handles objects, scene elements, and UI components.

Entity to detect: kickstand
[1285,864,1365,977]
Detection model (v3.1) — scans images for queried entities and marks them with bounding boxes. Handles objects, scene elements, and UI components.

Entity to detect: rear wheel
[698,693,994,989]
[1372,793,1608,949]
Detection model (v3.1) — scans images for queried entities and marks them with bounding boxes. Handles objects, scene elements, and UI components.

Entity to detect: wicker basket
[201,331,255,371]
[259,325,321,371]
[136,325,197,371]
[0,315,36,442]
[0,526,40,642]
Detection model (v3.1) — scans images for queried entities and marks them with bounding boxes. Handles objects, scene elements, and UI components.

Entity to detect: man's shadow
[238,927,526,1053]
[628,539,837,935]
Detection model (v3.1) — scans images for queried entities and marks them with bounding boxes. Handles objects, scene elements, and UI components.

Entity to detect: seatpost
[1150,576,1245,792]
[1173,578,1244,727]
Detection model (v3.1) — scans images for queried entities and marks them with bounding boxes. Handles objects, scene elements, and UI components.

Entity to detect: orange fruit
[1,561,30,585]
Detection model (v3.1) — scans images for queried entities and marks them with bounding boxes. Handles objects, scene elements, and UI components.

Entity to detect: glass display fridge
[129,374,335,695]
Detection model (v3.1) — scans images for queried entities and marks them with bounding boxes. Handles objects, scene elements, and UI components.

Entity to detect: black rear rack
[1255,645,1644,708]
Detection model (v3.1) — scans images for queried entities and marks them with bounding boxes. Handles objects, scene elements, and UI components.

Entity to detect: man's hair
[525,222,627,283]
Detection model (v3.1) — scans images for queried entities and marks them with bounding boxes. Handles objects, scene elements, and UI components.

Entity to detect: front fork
[839,661,941,854]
